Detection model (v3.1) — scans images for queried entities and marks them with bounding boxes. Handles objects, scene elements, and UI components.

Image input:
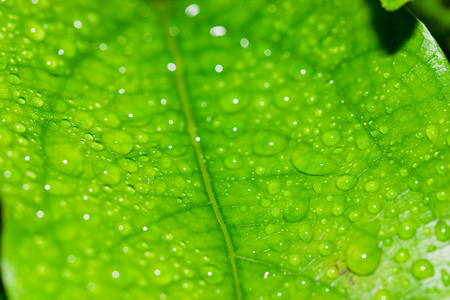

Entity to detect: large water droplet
[426,124,439,141]
[297,223,314,243]
[102,130,134,155]
[45,136,84,176]
[398,219,417,240]
[411,259,434,280]
[336,175,357,191]
[283,197,309,223]
[25,21,46,42]
[291,143,337,176]
[266,236,291,252]
[321,130,341,147]
[346,230,381,275]
[223,155,244,169]
[356,133,371,150]
[74,111,94,130]
[6,74,21,85]
[435,220,450,241]
[200,265,224,284]
[251,131,288,156]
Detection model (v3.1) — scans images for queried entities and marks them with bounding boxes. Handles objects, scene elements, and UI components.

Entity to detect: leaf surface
[380,0,411,11]
[0,1,449,299]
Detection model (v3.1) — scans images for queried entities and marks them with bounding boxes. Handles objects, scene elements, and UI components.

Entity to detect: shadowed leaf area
[0,0,449,299]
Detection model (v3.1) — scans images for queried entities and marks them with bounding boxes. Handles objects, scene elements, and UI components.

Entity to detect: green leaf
[408,0,450,56]
[0,0,449,299]
[380,0,412,11]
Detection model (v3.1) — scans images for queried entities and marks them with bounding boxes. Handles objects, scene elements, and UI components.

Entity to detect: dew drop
[297,223,314,243]
[6,74,21,85]
[364,180,379,192]
[435,220,450,241]
[223,155,244,169]
[318,241,335,256]
[411,259,434,280]
[394,248,410,264]
[426,124,439,141]
[321,130,341,146]
[251,131,288,156]
[335,175,357,191]
[398,219,417,240]
[30,97,44,108]
[102,130,134,155]
[356,133,370,150]
[346,230,381,275]
[283,197,309,223]
[291,143,337,176]
[267,179,282,196]
[25,21,46,42]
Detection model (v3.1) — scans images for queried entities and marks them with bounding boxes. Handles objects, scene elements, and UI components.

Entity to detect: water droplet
[326,266,339,279]
[0,56,7,71]
[441,269,450,286]
[364,180,379,192]
[45,137,84,176]
[30,97,44,108]
[408,176,423,191]
[265,224,275,234]
[74,111,94,130]
[25,21,46,42]
[436,162,447,176]
[374,289,392,300]
[200,265,223,284]
[266,236,291,252]
[223,155,244,169]
[118,158,138,173]
[283,197,309,223]
[318,241,335,256]
[365,101,377,113]
[295,276,313,290]
[267,179,281,196]
[102,130,134,155]
[6,74,21,85]
[356,133,371,150]
[426,124,439,141]
[220,95,245,113]
[332,204,344,216]
[90,141,105,151]
[398,219,417,240]
[291,143,337,176]
[97,164,121,185]
[435,220,450,241]
[437,190,448,202]
[348,210,362,222]
[259,198,272,208]
[379,126,389,134]
[335,175,357,191]
[411,259,434,280]
[321,130,341,146]
[346,230,381,275]
[394,248,410,264]
[297,223,314,243]
[367,201,382,214]
[251,131,288,156]
[95,110,122,128]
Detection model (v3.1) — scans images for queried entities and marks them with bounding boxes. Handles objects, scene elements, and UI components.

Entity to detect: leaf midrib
[157,3,242,299]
